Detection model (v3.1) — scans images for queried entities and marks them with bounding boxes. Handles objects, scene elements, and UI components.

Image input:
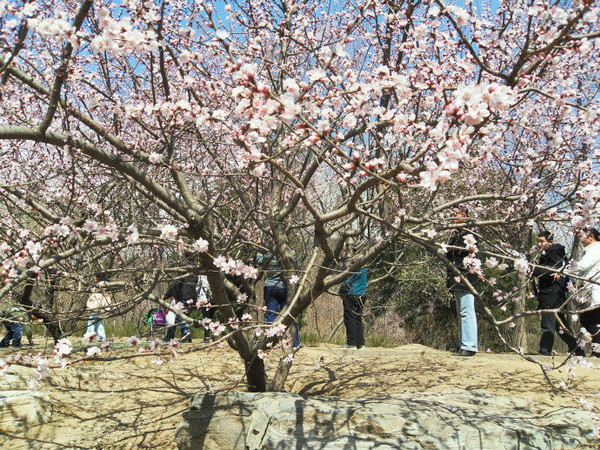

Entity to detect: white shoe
[340,344,357,349]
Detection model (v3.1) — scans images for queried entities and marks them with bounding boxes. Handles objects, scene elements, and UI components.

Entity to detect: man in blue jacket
[339,267,368,349]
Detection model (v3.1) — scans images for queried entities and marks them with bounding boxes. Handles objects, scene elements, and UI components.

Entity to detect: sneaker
[357,345,365,350]
[340,344,357,349]
[455,349,476,357]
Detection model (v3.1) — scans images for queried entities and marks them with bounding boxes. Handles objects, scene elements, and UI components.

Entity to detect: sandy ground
[1,342,599,449]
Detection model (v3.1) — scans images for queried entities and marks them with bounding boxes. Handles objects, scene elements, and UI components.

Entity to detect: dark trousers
[0,320,23,347]
[342,294,366,347]
[581,307,600,356]
[165,315,192,342]
[264,284,300,347]
[538,291,580,354]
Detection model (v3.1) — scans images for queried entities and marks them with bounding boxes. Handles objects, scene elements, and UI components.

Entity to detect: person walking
[255,251,300,348]
[533,231,582,356]
[339,267,368,349]
[574,228,600,358]
[446,207,479,357]
[163,275,196,342]
[85,283,112,341]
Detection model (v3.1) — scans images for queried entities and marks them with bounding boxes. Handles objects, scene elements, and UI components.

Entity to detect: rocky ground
[1,342,599,449]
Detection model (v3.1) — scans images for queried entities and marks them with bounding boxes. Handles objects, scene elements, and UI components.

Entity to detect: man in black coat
[533,231,581,356]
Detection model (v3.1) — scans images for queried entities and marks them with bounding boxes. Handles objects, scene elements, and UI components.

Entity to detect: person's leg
[455,291,477,352]
[581,309,600,357]
[342,294,357,347]
[264,285,280,324]
[539,291,562,355]
[0,321,13,347]
[276,285,300,347]
[539,312,556,355]
[95,319,106,341]
[11,322,23,347]
[555,312,582,355]
[164,325,175,341]
[178,317,192,342]
[23,323,33,345]
[454,293,462,350]
[86,315,97,336]
[355,295,366,348]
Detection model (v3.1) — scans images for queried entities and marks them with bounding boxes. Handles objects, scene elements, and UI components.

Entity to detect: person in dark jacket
[339,267,368,349]
[533,231,582,356]
[446,207,479,357]
[163,275,197,342]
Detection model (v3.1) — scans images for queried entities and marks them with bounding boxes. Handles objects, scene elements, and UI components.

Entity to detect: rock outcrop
[0,390,52,433]
[176,390,595,449]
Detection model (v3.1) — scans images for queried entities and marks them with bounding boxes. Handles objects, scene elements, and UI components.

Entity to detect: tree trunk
[18,274,63,342]
[245,354,267,392]
[510,273,528,353]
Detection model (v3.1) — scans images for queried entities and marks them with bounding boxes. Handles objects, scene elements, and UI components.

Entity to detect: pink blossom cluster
[89,7,160,56]
[160,224,178,241]
[265,323,287,338]
[54,338,72,358]
[86,346,102,357]
[201,318,226,336]
[451,83,516,126]
[212,255,258,279]
[28,15,74,45]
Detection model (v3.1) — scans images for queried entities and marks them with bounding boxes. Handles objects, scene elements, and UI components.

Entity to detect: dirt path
[2,343,599,449]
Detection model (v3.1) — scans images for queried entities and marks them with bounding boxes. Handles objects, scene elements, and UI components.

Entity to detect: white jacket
[86,292,111,311]
[576,241,600,307]
[196,275,211,304]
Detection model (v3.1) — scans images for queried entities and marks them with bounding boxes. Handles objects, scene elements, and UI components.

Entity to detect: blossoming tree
[0,0,598,392]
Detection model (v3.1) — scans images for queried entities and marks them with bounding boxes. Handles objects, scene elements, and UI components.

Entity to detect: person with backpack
[533,231,582,356]
[0,304,26,348]
[163,275,197,343]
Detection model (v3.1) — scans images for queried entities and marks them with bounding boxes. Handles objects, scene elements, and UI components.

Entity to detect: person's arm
[533,246,565,277]
[102,294,112,310]
[576,246,600,274]
[356,268,368,294]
